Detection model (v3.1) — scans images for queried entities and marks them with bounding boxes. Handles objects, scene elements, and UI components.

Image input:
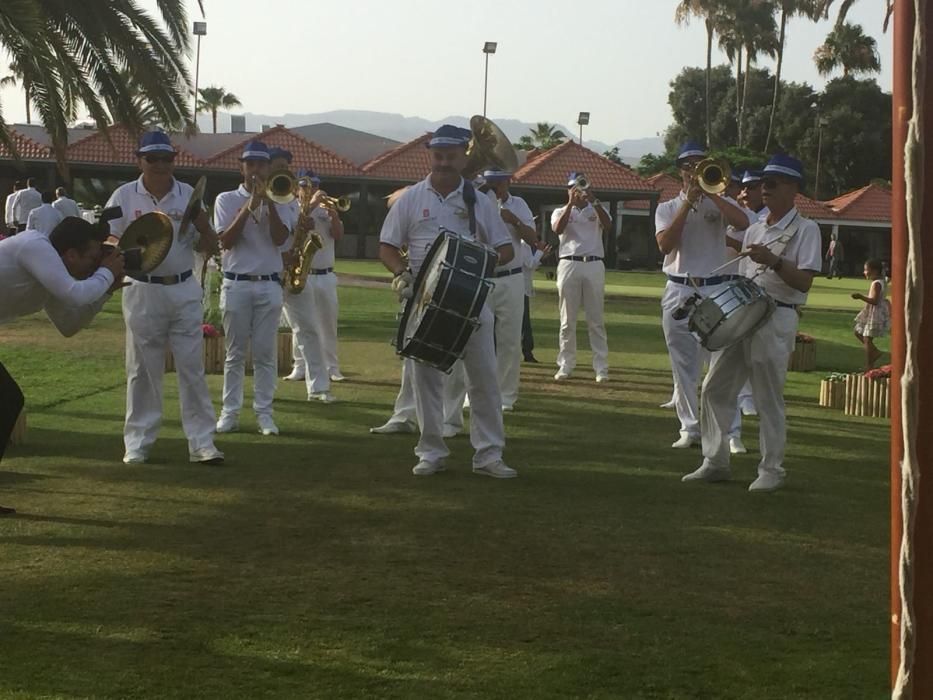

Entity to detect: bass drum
[396,229,497,372]
[688,277,776,350]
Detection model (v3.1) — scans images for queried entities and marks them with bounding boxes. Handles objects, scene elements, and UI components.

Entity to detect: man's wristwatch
[771,257,784,272]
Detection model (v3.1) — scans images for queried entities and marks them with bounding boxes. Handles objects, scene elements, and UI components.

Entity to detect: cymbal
[120,212,173,274]
[178,176,206,241]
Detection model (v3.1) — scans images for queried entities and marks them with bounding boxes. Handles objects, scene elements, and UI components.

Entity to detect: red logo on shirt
[134,210,142,219]
[423,209,430,218]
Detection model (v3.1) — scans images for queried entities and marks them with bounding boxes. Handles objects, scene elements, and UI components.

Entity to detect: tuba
[463,115,524,178]
[282,186,324,294]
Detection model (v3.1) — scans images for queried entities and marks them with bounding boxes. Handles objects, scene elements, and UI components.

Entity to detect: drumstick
[708,252,750,276]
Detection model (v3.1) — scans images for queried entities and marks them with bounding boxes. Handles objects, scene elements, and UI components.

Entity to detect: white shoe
[473,460,518,479]
[329,371,346,382]
[682,463,732,483]
[671,434,699,449]
[749,472,785,492]
[370,419,417,435]
[595,374,609,383]
[122,450,148,464]
[501,404,514,412]
[442,425,460,439]
[189,446,225,465]
[729,437,748,455]
[554,369,572,381]
[740,400,758,416]
[215,414,239,433]
[659,399,676,409]
[309,392,338,404]
[257,416,279,436]
[284,368,305,381]
[412,459,446,476]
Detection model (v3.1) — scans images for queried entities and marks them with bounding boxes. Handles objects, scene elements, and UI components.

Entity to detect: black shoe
[0,505,16,516]
[524,355,539,363]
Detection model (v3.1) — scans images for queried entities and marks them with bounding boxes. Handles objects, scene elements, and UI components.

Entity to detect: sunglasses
[143,153,175,164]
[761,178,786,190]
[743,182,762,190]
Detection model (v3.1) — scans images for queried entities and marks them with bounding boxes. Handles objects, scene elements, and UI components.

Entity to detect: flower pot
[788,339,816,371]
[844,373,891,418]
[166,333,292,375]
[818,379,846,409]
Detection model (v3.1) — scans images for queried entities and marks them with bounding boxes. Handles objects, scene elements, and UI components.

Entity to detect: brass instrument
[692,158,730,195]
[319,194,351,212]
[464,115,523,177]
[266,169,297,204]
[283,186,324,294]
[570,174,590,192]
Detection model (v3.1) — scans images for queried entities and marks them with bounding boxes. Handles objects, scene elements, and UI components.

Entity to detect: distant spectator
[4,180,23,236]
[12,177,42,232]
[826,231,844,278]
[52,187,82,219]
[26,191,65,236]
[852,258,891,370]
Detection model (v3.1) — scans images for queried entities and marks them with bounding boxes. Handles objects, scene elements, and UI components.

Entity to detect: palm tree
[765,0,832,151]
[1,59,32,124]
[830,0,895,32]
[196,86,242,133]
[814,22,882,77]
[516,123,566,151]
[675,0,728,148]
[0,1,202,173]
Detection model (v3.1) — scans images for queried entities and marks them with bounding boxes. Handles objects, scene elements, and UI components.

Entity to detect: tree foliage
[514,122,567,151]
[196,86,243,134]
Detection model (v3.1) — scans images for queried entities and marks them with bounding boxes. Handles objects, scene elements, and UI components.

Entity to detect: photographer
[0,217,124,515]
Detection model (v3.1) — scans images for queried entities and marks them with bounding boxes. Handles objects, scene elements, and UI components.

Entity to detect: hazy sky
[0,0,893,144]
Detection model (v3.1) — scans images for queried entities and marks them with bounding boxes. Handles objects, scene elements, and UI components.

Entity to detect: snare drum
[396,229,497,372]
[688,277,775,350]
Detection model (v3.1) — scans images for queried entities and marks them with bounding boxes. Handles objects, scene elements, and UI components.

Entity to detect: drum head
[395,231,452,354]
[696,279,775,350]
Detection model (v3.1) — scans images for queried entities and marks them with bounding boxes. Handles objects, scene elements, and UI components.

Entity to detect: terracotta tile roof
[360,133,432,180]
[66,125,203,167]
[626,173,682,210]
[794,193,838,221]
[511,140,657,195]
[0,128,52,160]
[203,126,361,176]
[825,183,891,223]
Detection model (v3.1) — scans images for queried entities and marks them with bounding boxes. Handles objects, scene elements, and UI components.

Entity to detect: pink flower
[795,333,815,344]
[202,323,220,338]
[864,364,893,379]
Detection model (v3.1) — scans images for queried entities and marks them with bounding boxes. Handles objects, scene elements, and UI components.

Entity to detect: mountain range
[195,109,664,164]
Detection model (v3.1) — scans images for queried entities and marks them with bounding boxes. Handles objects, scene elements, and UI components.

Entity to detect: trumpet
[266,169,297,204]
[319,194,351,212]
[570,174,591,192]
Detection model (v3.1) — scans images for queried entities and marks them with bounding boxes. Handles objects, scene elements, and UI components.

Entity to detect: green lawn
[0,273,889,699]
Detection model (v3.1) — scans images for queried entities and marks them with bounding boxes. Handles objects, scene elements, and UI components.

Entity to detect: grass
[0,272,890,699]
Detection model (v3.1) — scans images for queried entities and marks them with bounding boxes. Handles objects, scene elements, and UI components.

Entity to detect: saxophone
[283,187,324,294]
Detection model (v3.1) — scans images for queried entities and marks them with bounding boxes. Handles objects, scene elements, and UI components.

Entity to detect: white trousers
[660,280,727,438]
[290,272,340,375]
[385,358,417,424]
[445,272,525,421]
[668,363,750,439]
[122,279,217,455]
[219,279,283,418]
[282,285,330,395]
[700,307,798,477]
[556,259,609,374]
[413,304,504,467]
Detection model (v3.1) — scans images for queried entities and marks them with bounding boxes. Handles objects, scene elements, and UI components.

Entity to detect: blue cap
[268,147,293,163]
[483,169,512,180]
[240,140,270,161]
[136,131,176,155]
[566,171,584,187]
[763,154,804,182]
[742,169,764,184]
[296,167,321,185]
[427,125,472,148]
[676,141,706,163]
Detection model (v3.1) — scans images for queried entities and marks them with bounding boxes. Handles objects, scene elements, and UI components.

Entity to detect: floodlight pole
[192,22,207,127]
[482,42,497,118]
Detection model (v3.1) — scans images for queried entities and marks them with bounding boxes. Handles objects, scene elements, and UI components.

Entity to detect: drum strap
[462,180,478,237]
[752,213,802,279]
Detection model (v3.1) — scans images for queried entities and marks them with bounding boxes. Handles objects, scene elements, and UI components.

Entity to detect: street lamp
[192,21,207,128]
[815,116,828,200]
[482,42,497,117]
[577,112,590,145]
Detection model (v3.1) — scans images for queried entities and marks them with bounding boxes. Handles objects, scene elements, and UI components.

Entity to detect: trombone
[266,169,297,204]
[691,158,729,195]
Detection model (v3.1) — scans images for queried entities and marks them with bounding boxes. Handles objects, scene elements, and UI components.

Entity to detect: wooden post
[356,183,370,259]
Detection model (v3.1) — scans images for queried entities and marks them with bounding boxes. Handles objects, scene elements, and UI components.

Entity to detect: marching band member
[213,141,294,436]
[281,168,338,403]
[378,125,516,478]
[369,356,418,434]
[655,142,750,449]
[683,154,822,492]
[521,239,547,363]
[0,217,125,513]
[285,171,346,387]
[26,191,64,236]
[4,181,22,236]
[106,131,224,465]
[11,177,42,233]
[52,187,82,219]
[444,169,536,428]
[551,172,612,382]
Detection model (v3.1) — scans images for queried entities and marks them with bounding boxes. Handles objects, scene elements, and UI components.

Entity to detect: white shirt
[52,196,82,218]
[496,193,535,272]
[26,203,64,236]
[380,175,511,276]
[4,191,18,226]
[308,206,337,269]
[214,185,296,276]
[0,230,114,336]
[722,195,758,243]
[107,176,196,278]
[739,207,822,306]
[654,192,728,277]
[550,203,605,258]
[12,187,42,225]
[520,240,544,297]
